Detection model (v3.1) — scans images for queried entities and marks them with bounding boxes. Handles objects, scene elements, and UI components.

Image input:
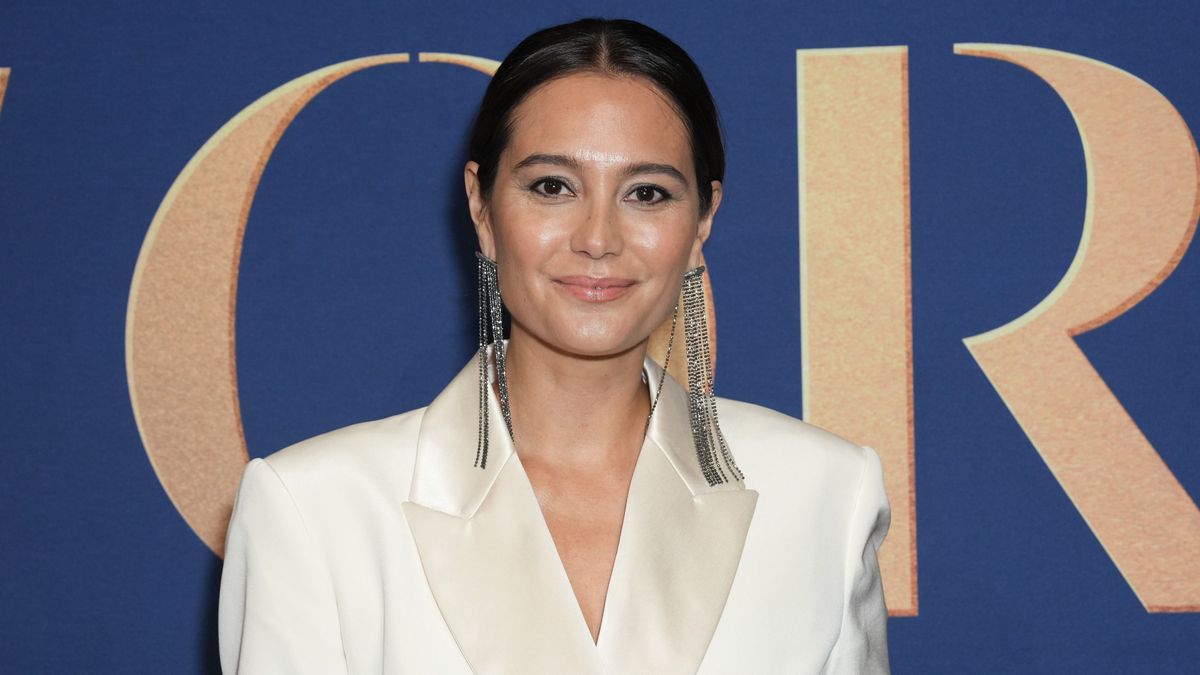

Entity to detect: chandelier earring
[680,265,744,486]
[474,251,513,469]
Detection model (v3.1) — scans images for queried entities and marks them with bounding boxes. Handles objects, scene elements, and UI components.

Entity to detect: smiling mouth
[554,276,636,302]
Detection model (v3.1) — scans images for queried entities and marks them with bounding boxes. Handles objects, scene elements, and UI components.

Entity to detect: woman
[218,17,891,674]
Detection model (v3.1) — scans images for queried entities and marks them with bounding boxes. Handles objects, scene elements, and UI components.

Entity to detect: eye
[627,184,672,205]
[529,177,575,199]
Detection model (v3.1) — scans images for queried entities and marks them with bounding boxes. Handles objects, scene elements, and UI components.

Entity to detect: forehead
[506,73,692,168]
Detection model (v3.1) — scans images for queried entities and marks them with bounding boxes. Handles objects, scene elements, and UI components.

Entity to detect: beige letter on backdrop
[0,68,10,117]
[797,47,917,616]
[958,43,1200,612]
[127,54,413,556]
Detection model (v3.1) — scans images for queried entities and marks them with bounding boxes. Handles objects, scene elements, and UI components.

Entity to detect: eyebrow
[512,153,690,186]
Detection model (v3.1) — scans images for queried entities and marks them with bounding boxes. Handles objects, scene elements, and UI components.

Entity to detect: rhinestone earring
[475,251,513,469]
[680,265,744,486]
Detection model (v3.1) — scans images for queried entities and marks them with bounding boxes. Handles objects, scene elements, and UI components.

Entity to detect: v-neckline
[402,349,759,674]
[505,428,651,647]
[501,361,656,648]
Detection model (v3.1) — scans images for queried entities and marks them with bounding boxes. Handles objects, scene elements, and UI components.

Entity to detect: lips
[554,275,636,302]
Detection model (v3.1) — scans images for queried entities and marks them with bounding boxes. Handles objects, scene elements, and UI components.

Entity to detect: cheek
[627,214,698,268]
[490,213,573,315]
[492,206,562,268]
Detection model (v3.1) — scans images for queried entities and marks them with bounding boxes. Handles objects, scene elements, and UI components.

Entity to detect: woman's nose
[570,196,623,259]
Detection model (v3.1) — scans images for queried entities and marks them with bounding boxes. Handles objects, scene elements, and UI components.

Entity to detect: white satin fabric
[218,353,891,674]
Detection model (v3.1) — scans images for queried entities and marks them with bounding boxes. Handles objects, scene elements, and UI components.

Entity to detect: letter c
[126,54,415,556]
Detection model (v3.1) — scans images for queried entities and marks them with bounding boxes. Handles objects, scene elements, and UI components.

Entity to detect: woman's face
[465,72,722,359]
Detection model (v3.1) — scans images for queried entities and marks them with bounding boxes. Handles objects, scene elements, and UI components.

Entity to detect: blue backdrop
[2,1,1198,672]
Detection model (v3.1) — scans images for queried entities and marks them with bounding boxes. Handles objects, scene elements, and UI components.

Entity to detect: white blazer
[218,352,891,674]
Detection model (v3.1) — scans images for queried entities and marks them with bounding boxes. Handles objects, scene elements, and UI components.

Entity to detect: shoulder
[715,396,874,493]
[716,397,890,564]
[255,406,427,503]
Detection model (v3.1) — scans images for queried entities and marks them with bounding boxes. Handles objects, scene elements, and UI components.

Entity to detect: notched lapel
[402,353,757,675]
[402,457,603,675]
[407,352,507,519]
[597,361,759,674]
[403,353,602,674]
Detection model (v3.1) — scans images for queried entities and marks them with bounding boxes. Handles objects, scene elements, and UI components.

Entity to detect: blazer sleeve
[822,445,892,675]
[218,458,348,674]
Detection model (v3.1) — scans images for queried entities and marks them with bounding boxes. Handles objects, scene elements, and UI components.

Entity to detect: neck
[502,326,651,470]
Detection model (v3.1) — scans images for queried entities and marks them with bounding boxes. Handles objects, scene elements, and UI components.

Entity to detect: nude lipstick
[554,276,636,302]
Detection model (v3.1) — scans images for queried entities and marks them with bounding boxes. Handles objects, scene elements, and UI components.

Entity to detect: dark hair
[468,17,726,215]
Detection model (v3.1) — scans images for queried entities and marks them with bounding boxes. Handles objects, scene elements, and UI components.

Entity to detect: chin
[547,322,647,359]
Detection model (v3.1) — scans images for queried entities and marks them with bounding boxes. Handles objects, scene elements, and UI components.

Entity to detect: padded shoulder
[714,396,871,487]
[260,406,427,502]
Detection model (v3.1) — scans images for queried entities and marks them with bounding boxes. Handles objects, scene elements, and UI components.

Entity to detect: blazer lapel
[596,358,759,674]
[402,348,757,675]
[402,350,603,675]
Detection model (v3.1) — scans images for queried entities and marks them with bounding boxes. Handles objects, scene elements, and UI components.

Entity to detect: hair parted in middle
[466,17,726,216]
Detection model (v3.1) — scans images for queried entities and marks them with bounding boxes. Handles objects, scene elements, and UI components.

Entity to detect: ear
[464,160,496,258]
[689,180,723,267]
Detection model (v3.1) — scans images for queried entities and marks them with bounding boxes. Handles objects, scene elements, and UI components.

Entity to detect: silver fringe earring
[681,266,744,486]
[475,251,513,469]
[645,299,678,436]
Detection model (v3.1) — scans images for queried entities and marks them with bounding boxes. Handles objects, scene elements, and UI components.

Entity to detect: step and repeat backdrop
[2,1,1198,672]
